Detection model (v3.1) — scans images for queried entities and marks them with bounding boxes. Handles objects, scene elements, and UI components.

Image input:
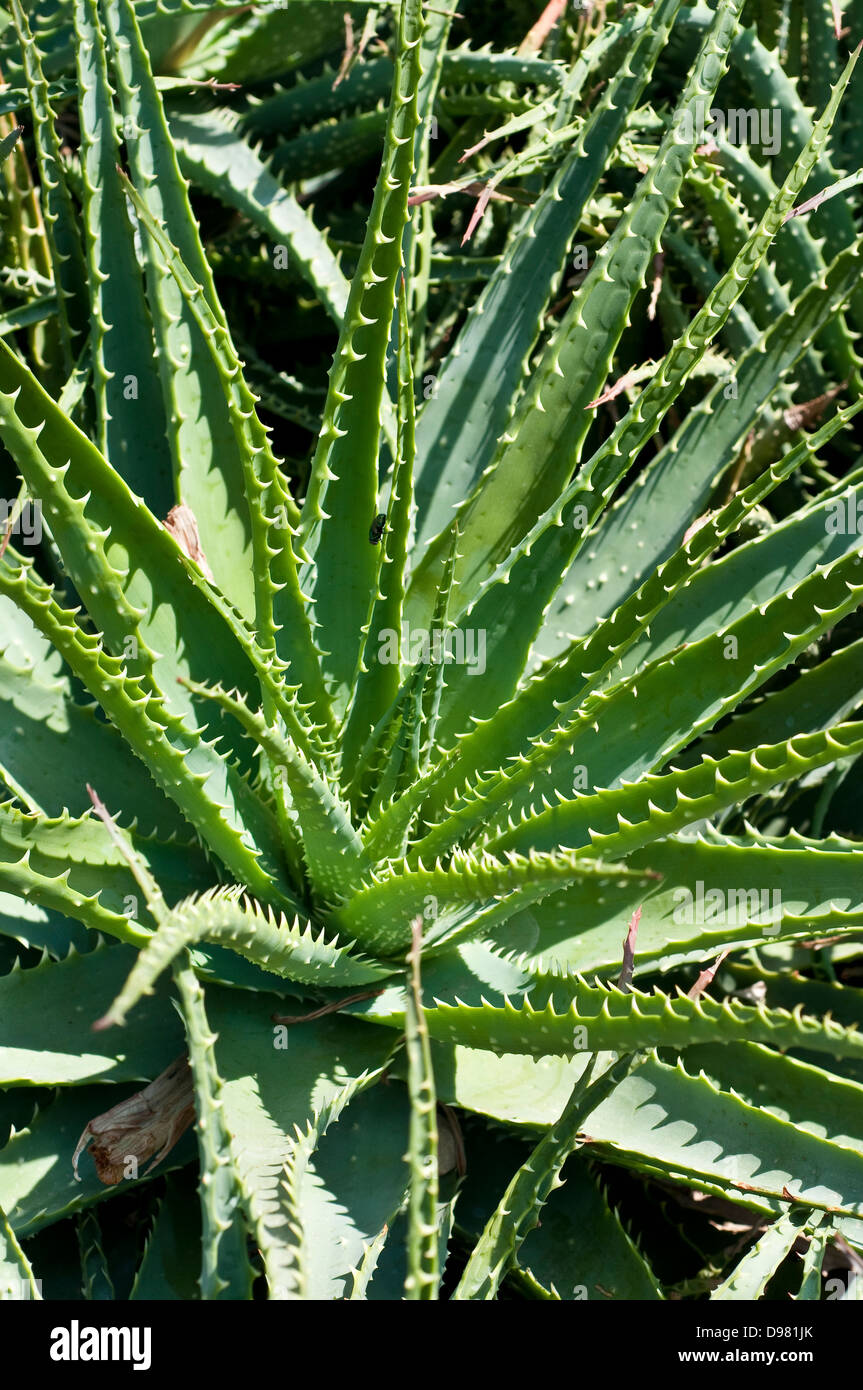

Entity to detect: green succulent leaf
[0,1202,41,1299]
[711,1207,820,1300]
[97,887,388,1031]
[171,964,255,1299]
[300,0,425,713]
[0,943,185,1086]
[452,1052,643,1300]
[73,0,173,512]
[403,921,439,1300]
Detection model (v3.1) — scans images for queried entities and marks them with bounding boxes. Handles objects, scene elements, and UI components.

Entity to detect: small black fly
[369,513,387,545]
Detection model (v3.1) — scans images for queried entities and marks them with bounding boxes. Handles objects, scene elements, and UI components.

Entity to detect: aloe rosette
[0,0,862,1301]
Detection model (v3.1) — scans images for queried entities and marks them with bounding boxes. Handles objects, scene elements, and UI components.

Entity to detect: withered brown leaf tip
[72,1055,195,1187]
[164,503,215,581]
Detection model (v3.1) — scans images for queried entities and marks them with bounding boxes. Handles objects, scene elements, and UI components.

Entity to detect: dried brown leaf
[164,503,215,581]
[72,1055,195,1187]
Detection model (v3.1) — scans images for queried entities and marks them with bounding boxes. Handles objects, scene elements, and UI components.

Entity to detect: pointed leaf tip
[617,906,641,992]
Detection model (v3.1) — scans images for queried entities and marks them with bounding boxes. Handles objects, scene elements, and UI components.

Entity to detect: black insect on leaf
[369,512,387,545]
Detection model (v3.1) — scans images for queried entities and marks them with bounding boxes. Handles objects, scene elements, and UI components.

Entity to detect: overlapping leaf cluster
[1,0,862,1302]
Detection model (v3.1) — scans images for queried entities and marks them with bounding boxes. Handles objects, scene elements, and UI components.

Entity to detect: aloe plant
[1,0,863,1303]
